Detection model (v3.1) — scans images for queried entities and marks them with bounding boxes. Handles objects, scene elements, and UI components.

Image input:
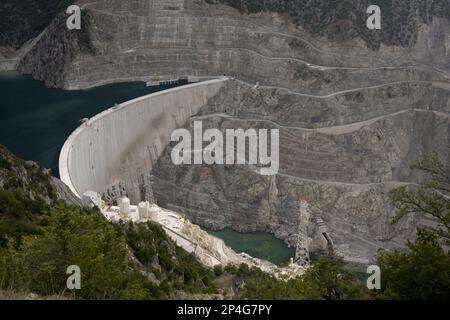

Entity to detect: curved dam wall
[59,78,229,200]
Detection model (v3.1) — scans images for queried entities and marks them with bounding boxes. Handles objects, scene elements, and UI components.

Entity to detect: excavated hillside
[9,0,450,262]
[16,0,450,89]
[0,0,71,70]
[152,79,450,262]
[0,0,71,50]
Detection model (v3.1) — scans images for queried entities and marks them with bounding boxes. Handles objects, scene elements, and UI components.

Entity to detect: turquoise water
[208,228,296,265]
[0,71,179,173]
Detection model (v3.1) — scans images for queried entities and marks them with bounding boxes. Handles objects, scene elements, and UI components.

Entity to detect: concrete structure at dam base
[82,191,305,279]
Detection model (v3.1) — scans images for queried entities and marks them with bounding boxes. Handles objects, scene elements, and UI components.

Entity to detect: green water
[0,71,179,173]
[208,228,296,265]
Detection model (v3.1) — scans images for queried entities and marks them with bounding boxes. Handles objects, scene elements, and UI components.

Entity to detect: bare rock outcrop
[151,79,450,262]
[15,0,450,90]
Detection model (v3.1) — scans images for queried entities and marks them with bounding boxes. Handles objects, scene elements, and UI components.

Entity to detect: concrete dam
[58,77,310,272]
[59,77,229,202]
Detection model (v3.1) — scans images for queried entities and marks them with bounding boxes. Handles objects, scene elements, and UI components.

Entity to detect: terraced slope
[17,0,450,89]
[152,79,450,262]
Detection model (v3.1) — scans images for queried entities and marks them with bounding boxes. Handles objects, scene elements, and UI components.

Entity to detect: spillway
[59,78,229,201]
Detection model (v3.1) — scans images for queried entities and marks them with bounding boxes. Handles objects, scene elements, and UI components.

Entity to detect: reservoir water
[208,228,295,265]
[0,71,180,172]
[0,71,294,265]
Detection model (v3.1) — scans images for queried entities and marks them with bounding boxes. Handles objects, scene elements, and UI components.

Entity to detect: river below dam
[208,228,296,265]
[0,71,293,265]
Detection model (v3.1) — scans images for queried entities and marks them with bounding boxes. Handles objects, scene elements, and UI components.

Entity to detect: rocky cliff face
[15,0,450,89]
[8,0,450,261]
[151,79,450,262]
[18,11,97,88]
[208,0,450,50]
[0,0,70,70]
[0,144,82,207]
[0,0,70,50]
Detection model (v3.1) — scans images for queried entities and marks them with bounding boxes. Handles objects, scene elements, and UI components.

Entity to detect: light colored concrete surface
[59,77,229,198]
